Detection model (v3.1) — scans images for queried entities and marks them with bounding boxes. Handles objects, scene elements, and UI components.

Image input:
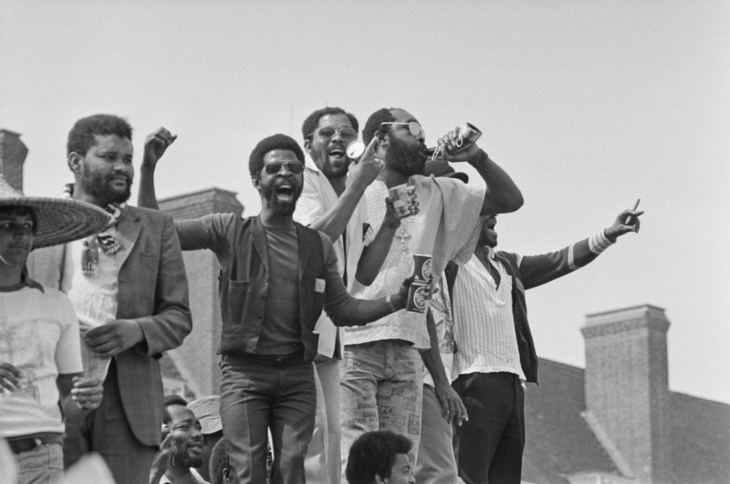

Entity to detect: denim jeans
[220,355,316,484]
[415,384,464,484]
[339,340,424,482]
[305,357,342,484]
[15,442,63,484]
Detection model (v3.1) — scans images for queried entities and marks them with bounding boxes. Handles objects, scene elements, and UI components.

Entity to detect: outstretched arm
[435,127,524,215]
[137,127,177,210]
[320,237,434,325]
[518,206,644,289]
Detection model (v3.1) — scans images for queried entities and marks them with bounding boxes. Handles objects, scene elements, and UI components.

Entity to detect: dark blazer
[27,205,192,446]
[176,214,327,361]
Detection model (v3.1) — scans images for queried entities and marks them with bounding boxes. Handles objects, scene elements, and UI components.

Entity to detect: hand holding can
[412,254,433,282]
[429,122,482,160]
[406,278,438,313]
[388,183,416,217]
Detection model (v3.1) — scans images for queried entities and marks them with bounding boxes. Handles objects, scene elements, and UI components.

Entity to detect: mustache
[107,173,131,182]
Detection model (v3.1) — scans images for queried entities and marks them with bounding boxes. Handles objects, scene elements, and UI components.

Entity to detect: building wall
[0,129,28,191]
[582,305,672,484]
[160,187,243,398]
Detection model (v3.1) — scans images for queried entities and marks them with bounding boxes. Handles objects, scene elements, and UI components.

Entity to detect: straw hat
[0,174,111,248]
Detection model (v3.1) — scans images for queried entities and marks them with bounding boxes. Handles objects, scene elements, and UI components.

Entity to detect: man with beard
[340,108,524,476]
[450,209,642,484]
[150,395,208,484]
[137,133,432,484]
[295,107,416,484]
[27,114,192,484]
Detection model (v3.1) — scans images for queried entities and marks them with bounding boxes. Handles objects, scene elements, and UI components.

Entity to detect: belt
[224,351,307,368]
[7,435,62,455]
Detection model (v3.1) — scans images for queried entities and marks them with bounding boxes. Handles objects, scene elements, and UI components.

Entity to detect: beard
[482,234,498,248]
[386,135,426,177]
[82,171,132,205]
[175,448,204,469]
[261,179,303,216]
[310,143,350,179]
[479,229,498,248]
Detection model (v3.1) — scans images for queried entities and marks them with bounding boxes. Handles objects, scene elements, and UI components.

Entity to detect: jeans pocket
[456,373,478,394]
[48,443,64,470]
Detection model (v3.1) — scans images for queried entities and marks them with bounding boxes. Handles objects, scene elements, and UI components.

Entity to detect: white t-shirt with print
[0,285,82,438]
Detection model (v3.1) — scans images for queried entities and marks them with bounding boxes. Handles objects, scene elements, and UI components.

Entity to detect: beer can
[406,280,429,314]
[412,254,432,282]
[426,122,482,159]
[388,183,412,216]
[455,122,482,149]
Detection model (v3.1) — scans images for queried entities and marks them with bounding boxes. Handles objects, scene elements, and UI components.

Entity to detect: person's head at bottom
[345,431,415,484]
[163,396,205,473]
[209,438,240,484]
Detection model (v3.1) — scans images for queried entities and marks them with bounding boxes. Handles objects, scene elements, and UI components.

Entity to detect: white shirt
[0,286,82,438]
[159,468,208,484]
[452,252,526,380]
[346,175,484,349]
[63,228,121,331]
[293,161,373,357]
[62,228,121,381]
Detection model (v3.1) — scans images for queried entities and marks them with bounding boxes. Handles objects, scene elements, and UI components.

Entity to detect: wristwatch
[468,150,488,168]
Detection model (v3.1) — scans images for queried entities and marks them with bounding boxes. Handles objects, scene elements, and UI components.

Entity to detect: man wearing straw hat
[27,114,193,484]
[0,173,110,483]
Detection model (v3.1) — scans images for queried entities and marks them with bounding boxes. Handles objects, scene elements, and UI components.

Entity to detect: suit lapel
[116,208,142,270]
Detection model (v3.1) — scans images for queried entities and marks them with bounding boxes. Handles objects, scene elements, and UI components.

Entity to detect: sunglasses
[308,126,358,142]
[380,121,424,138]
[263,160,304,175]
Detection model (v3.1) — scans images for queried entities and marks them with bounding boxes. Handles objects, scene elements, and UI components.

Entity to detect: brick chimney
[0,129,29,191]
[581,305,672,484]
[159,188,244,397]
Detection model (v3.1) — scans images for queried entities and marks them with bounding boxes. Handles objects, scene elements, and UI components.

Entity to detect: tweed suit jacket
[27,205,192,447]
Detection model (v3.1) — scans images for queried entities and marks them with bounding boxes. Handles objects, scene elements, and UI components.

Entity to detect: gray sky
[2,0,729,403]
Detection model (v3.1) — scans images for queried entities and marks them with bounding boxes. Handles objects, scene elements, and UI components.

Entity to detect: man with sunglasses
[296,107,417,484]
[339,108,524,477]
[137,133,431,484]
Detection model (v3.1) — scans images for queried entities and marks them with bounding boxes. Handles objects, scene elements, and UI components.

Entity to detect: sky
[1,0,729,403]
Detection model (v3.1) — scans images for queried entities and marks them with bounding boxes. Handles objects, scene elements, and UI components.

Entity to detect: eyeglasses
[308,126,358,142]
[263,160,304,175]
[380,121,424,138]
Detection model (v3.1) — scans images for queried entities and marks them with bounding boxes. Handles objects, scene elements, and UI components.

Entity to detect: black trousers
[453,372,525,484]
